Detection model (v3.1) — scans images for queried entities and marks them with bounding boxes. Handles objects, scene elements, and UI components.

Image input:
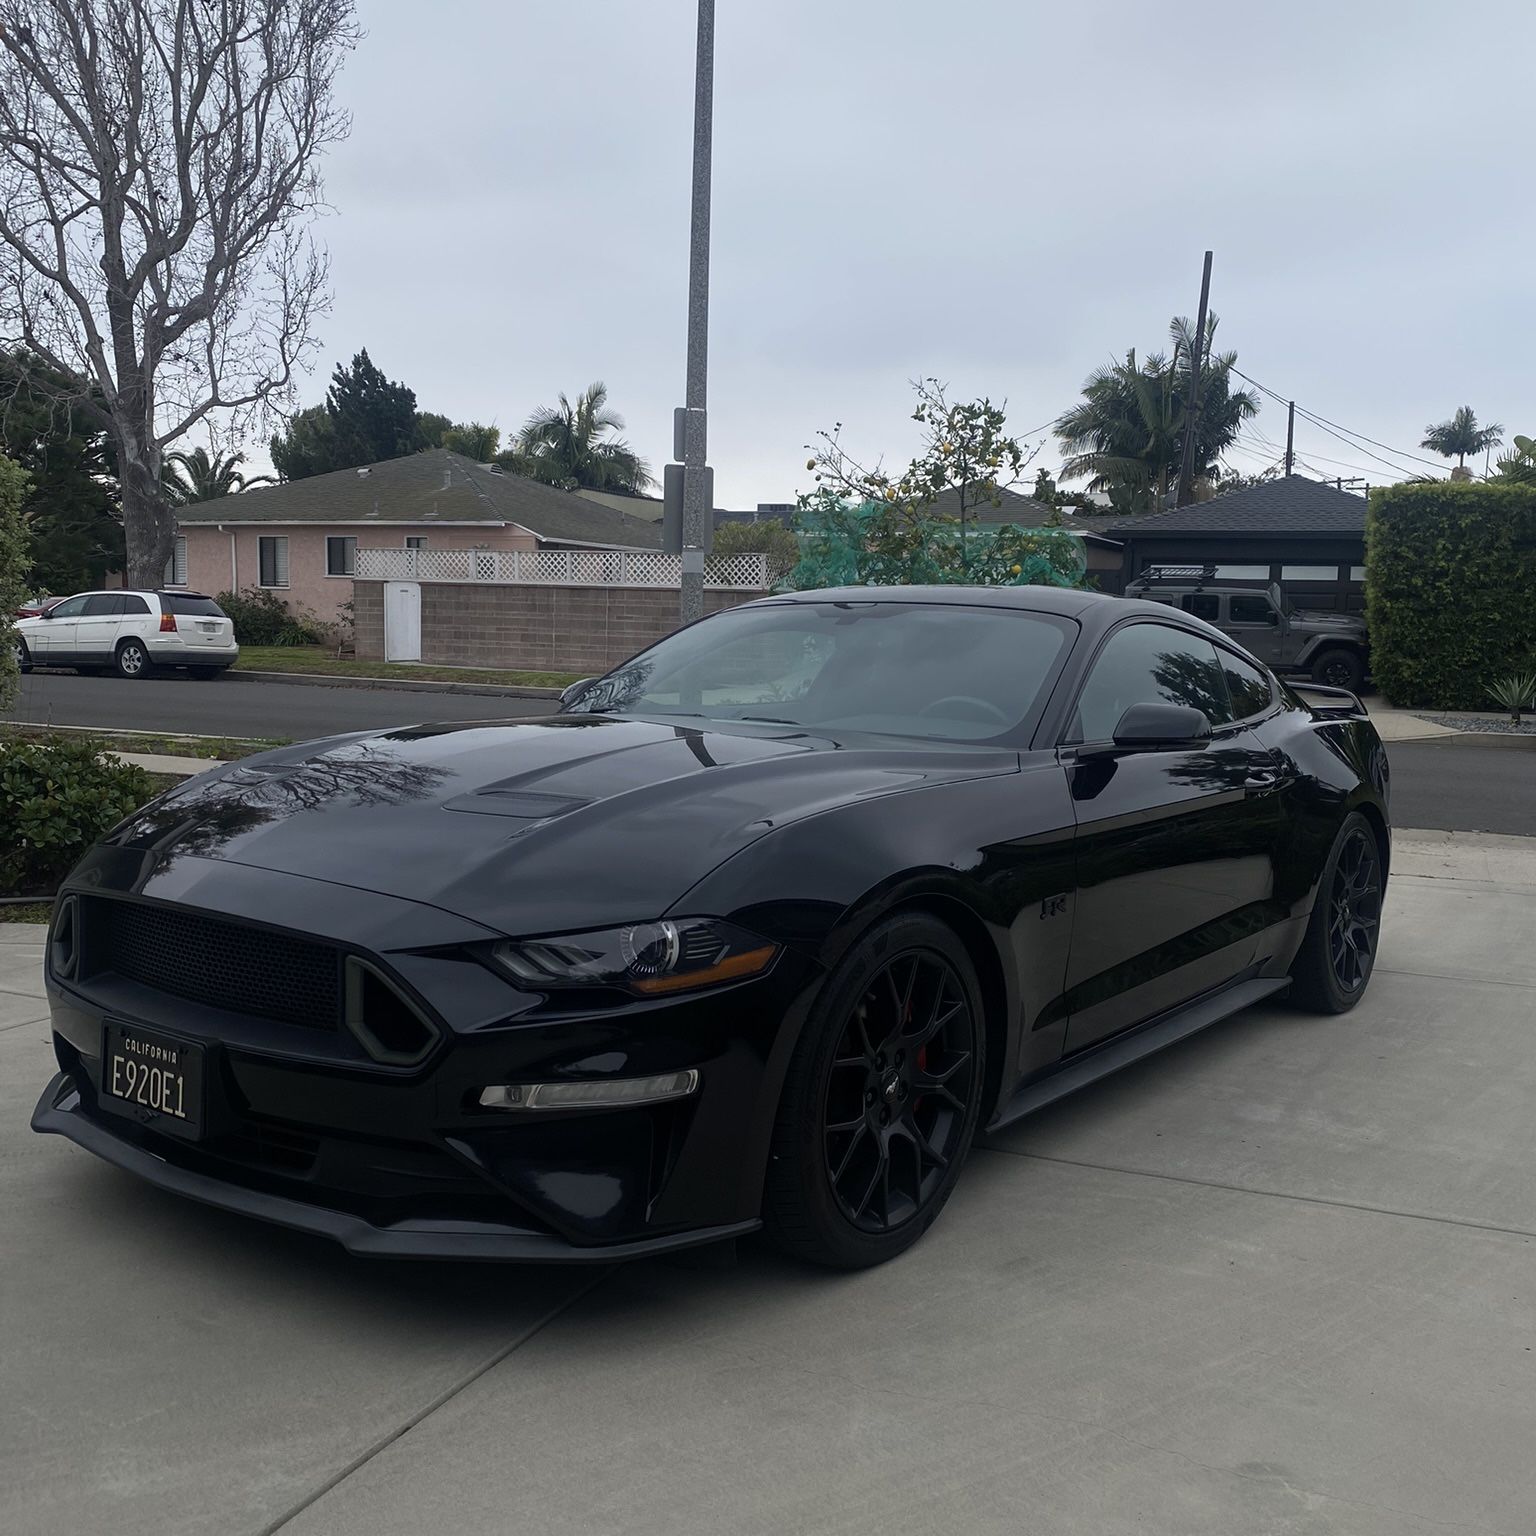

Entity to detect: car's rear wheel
[114,639,152,679]
[1310,647,1364,692]
[13,637,30,674]
[763,913,985,1268]
[1288,812,1383,1013]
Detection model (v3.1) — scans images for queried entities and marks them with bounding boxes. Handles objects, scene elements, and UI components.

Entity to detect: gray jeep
[1123,566,1370,691]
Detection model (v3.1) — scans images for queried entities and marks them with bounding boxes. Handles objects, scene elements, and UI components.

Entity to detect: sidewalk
[1362,697,1460,742]
[115,751,226,776]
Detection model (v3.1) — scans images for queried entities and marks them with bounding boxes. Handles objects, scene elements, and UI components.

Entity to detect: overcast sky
[266,0,1536,504]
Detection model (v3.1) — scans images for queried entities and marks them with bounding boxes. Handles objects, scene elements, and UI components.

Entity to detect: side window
[1229,595,1274,625]
[1180,592,1219,621]
[121,595,151,614]
[1069,623,1234,743]
[82,593,126,616]
[48,595,90,618]
[1219,650,1274,719]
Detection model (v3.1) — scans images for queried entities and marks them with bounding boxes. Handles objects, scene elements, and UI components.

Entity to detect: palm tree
[1055,316,1259,514]
[1420,406,1504,470]
[164,447,275,505]
[515,382,654,494]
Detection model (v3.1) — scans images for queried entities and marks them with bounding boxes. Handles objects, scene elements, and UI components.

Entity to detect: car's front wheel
[114,639,152,679]
[763,913,985,1268]
[1288,812,1383,1013]
[13,637,30,674]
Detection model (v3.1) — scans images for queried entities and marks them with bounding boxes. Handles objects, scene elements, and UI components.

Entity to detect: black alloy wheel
[764,913,985,1268]
[1327,826,1381,994]
[822,952,976,1233]
[1312,647,1364,692]
[1288,811,1383,1013]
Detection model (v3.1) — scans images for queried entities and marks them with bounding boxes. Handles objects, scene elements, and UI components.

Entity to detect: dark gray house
[1105,476,1368,612]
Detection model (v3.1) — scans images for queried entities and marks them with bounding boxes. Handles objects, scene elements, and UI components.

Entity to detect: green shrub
[216,585,327,646]
[1366,481,1536,709]
[0,737,155,896]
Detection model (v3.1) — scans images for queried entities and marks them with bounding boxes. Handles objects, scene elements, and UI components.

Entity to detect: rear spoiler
[1289,681,1367,721]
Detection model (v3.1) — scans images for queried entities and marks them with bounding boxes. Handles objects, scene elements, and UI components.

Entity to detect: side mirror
[559,677,596,709]
[40,608,54,620]
[1266,610,1280,626]
[1081,702,1212,757]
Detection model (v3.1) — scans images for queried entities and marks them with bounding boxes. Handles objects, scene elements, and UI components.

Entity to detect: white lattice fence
[356,547,770,590]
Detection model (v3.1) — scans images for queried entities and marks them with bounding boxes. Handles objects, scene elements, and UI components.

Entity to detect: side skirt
[987,975,1290,1131]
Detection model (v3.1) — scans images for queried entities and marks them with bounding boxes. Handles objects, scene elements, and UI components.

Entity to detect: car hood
[103,715,1018,933]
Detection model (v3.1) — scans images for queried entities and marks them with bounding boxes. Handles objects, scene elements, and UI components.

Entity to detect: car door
[32,593,89,659]
[1059,618,1283,1052]
[75,593,129,662]
[1225,591,1284,666]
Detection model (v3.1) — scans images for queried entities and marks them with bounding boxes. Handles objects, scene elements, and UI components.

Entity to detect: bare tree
[0,0,359,587]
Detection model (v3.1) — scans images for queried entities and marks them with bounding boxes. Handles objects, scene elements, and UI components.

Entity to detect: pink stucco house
[171,449,662,624]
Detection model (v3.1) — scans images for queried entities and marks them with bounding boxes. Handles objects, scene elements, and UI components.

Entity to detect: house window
[163,535,188,587]
[258,535,289,588]
[1281,565,1339,582]
[1211,564,1270,581]
[326,535,357,576]
[404,536,428,550]
[1349,566,1367,582]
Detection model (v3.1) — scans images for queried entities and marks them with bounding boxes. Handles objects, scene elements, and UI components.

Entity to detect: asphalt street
[1385,736,1536,836]
[4,668,554,739]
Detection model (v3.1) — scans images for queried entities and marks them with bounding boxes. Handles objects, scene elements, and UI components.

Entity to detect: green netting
[781,499,1087,592]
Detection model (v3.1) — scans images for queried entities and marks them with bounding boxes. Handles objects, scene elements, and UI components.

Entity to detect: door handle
[1244,770,1291,795]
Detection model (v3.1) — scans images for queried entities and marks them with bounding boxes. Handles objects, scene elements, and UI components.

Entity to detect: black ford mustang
[33,586,1390,1268]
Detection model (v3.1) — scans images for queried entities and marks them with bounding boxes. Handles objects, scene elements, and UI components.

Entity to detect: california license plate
[101,1021,205,1139]
[199,621,216,632]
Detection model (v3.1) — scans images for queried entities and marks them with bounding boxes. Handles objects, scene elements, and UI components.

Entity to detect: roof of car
[755,584,1116,617]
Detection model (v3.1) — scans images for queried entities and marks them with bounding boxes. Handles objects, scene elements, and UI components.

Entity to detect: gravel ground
[1422,712,1536,736]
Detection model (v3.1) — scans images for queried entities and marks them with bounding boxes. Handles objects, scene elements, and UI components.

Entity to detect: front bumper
[32,1073,759,1261]
[35,865,822,1261]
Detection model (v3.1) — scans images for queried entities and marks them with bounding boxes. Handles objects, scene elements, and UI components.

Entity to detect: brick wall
[354,581,755,672]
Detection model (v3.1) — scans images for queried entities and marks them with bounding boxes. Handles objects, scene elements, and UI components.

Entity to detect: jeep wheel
[1311,648,1364,693]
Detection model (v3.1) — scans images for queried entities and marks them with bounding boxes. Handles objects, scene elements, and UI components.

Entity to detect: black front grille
[91,899,342,1029]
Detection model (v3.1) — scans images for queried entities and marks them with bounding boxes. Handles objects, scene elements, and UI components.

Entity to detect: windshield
[568,600,1073,742]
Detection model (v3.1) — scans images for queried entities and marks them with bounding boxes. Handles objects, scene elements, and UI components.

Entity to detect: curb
[225,669,563,700]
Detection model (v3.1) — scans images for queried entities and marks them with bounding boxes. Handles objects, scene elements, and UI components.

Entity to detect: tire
[762,913,986,1269]
[1310,647,1365,692]
[114,639,152,679]
[1288,812,1383,1014]
[188,667,224,680]
[13,637,30,674]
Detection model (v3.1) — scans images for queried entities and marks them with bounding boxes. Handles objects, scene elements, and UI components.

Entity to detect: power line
[1229,366,1445,478]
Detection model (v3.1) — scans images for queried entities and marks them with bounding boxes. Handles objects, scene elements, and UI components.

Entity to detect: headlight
[490,918,778,996]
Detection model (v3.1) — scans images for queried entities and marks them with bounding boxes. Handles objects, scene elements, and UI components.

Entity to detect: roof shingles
[176,449,662,548]
[1103,475,1366,537]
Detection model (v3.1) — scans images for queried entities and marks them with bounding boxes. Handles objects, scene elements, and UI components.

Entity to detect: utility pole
[1175,249,1213,507]
[671,0,715,625]
[1285,401,1295,477]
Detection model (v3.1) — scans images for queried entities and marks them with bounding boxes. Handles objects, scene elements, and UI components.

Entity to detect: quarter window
[326,535,357,576]
[1069,622,1234,743]
[1218,650,1274,719]
[121,594,151,614]
[258,535,289,588]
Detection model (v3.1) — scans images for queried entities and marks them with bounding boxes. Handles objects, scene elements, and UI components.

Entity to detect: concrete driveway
[3,830,1534,1536]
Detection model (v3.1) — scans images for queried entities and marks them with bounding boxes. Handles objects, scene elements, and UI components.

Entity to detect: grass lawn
[232,646,582,690]
[1,725,287,760]
[0,902,53,924]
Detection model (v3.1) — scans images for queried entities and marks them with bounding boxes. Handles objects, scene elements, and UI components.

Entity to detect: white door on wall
[384,582,421,662]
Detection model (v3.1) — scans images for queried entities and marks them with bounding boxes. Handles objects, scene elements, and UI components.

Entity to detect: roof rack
[1131,564,1217,585]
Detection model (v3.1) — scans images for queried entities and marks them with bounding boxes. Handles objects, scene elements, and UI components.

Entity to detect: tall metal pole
[1285,400,1295,477]
[678,0,715,625]
[1175,249,1213,507]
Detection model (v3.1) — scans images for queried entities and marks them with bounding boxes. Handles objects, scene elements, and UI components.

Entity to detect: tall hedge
[0,453,34,710]
[1366,481,1536,709]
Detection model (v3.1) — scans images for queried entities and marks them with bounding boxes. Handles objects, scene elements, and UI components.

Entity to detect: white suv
[13,590,239,680]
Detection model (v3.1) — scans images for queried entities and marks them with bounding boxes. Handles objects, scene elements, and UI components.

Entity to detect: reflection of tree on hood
[108,741,453,863]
